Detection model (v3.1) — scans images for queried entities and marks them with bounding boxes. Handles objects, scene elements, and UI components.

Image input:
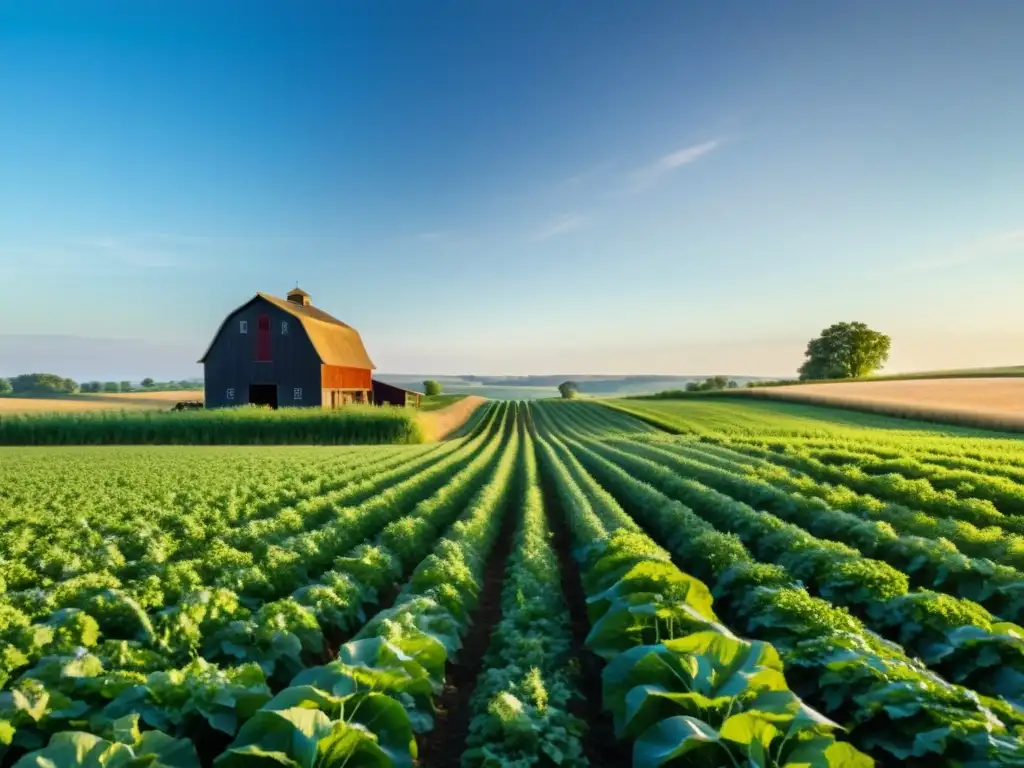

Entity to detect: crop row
[622,436,1024,623]
[528,405,873,766]
[534,400,1024,764]
[549,405,1024,705]
[0,406,511,759]
[720,440,1024,534]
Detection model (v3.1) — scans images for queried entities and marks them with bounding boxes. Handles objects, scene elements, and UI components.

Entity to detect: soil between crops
[415,489,519,767]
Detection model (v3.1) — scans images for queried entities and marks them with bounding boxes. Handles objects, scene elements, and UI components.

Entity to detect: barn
[372,379,423,408]
[199,287,377,409]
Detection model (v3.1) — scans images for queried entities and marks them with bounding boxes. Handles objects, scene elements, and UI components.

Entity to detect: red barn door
[256,314,271,361]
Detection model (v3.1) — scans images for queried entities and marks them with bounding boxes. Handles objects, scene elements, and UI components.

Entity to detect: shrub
[558,381,579,399]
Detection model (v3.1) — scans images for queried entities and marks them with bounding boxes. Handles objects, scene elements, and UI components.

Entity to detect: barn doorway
[249,384,278,409]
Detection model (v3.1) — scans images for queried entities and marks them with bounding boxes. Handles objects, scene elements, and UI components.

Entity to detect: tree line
[0,373,201,396]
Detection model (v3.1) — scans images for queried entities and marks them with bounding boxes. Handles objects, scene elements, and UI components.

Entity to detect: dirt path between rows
[415,493,519,767]
[417,396,487,441]
[539,448,632,767]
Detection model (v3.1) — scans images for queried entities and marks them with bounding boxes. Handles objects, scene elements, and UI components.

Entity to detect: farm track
[6,398,1024,765]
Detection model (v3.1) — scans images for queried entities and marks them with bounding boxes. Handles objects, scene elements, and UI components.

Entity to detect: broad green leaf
[316,721,391,767]
[344,692,416,767]
[665,631,787,699]
[720,712,782,765]
[619,684,729,740]
[12,731,132,767]
[749,690,839,732]
[109,713,141,745]
[632,715,721,767]
[588,561,717,622]
[783,738,876,767]
[264,686,345,717]
[215,707,333,768]
[135,730,202,767]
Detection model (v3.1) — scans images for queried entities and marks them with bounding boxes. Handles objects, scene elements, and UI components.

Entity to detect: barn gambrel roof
[198,292,376,369]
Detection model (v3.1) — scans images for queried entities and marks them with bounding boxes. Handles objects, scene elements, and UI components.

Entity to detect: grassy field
[3,399,1024,765]
[604,394,1016,437]
[418,393,468,411]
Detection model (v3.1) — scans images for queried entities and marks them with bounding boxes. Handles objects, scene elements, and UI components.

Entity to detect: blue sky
[2,1,1023,379]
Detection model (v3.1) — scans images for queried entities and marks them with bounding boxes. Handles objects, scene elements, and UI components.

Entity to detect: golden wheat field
[0,390,196,414]
[752,376,1024,429]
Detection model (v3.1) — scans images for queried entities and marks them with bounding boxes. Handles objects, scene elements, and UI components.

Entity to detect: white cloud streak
[533,214,586,241]
[630,138,723,193]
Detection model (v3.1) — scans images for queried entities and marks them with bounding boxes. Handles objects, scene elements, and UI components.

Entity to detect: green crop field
[2,399,1024,766]
[0,405,423,446]
[603,396,1021,437]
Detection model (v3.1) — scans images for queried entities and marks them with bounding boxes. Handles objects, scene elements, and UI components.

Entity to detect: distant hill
[374,373,771,400]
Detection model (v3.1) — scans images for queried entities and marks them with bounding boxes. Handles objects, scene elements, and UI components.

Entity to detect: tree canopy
[557,381,579,399]
[685,376,739,392]
[423,380,443,396]
[9,373,79,395]
[798,321,891,380]
[0,378,11,395]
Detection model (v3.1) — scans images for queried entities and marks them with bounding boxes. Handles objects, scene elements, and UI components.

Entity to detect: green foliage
[423,380,443,396]
[0,405,424,445]
[8,373,79,396]
[798,321,891,380]
[684,376,738,392]
[13,726,200,767]
[558,381,579,399]
[0,378,11,395]
[140,378,155,388]
[532,399,1024,763]
[462,421,586,767]
[7,394,1024,765]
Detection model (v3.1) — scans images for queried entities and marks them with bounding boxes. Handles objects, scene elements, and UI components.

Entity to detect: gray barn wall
[203,298,323,409]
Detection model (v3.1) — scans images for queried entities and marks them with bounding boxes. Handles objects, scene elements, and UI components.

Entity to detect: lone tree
[0,378,11,395]
[423,380,443,396]
[558,381,579,399]
[141,378,155,388]
[798,321,891,380]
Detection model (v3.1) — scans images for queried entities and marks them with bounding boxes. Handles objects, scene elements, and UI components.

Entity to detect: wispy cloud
[533,214,587,241]
[629,138,723,193]
[899,230,1024,273]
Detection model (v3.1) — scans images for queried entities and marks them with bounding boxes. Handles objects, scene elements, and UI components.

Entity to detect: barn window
[256,314,271,361]
[226,388,235,400]
[294,387,303,401]
[239,320,248,334]
[281,321,289,335]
